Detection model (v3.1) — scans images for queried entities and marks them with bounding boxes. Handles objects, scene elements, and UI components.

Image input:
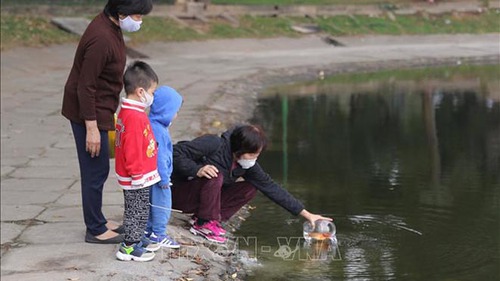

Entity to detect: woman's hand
[300,209,333,226]
[85,120,101,158]
[197,165,219,179]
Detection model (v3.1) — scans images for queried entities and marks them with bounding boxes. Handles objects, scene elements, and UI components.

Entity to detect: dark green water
[236,65,500,281]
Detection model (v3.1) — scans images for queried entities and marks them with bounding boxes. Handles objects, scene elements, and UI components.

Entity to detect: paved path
[1,34,499,280]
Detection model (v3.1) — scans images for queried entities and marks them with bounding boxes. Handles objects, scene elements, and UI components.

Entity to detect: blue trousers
[146,183,172,236]
[71,121,109,236]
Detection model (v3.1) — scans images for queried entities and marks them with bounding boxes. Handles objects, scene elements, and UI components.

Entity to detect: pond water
[235,65,500,281]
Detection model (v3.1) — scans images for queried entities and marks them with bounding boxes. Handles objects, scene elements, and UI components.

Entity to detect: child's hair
[104,0,153,20]
[230,124,267,157]
[123,61,158,96]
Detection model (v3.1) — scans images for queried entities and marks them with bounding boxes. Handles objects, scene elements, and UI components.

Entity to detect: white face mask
[119,16,142,32]
[140,90,154,107]
[237,158,257,169]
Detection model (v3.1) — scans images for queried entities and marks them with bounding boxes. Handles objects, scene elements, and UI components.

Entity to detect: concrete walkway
[1,34,499,280]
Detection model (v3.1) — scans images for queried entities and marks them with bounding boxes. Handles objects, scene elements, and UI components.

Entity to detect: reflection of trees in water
[251,82,500,216]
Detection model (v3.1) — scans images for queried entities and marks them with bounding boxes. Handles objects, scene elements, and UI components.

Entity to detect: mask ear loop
[138,88,146,103]
[140,88,151,102]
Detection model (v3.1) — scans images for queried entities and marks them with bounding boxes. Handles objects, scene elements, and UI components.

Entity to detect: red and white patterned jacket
[115,98,160,190]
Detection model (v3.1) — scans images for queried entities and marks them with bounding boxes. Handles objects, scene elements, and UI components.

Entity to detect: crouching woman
[171,124,332,243]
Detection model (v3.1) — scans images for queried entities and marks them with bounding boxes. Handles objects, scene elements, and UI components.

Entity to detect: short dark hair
[104,0,153,20]
[230,125,267,157]
[123,61,158,95]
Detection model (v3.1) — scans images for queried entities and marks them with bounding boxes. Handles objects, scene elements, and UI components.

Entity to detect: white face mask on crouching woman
[237,158,257,169]
[119,16,142,32]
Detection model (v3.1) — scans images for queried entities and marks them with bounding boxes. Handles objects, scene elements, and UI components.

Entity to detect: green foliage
[239,16,300,37]
[316,12,500,36]
[1,0,107,6]
[1,15,77,50]
[212,0,412,5]
[1,10,499,51]
[0,0,175,5]
[128,17,204,43]
[315,64,500,84]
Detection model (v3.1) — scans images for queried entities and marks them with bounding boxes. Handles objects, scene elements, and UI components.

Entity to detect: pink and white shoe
[189,217,226,236]
[212,221,227,236]
[189,220,226,243]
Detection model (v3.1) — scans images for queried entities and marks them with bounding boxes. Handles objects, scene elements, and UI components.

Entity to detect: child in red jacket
[114,61,160,262]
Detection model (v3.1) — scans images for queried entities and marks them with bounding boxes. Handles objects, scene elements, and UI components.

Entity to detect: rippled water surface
[235,65,500,281]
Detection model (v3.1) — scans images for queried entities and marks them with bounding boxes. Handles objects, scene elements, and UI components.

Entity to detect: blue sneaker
[149,233,180,249]
[141,236,161,252]
[116,241,155,262]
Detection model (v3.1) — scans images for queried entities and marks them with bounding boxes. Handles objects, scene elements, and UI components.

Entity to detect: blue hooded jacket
[149,86,183,187]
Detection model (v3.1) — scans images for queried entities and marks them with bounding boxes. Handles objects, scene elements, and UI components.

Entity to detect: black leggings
[123,187,150,244]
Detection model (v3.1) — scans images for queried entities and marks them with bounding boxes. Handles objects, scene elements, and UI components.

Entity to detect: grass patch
[317,15,401,35]
[316,11,500,36]
[212,0,413,5]
[1,15,77,50]
[127,15,305,43]
[0,0,422,6]
[395,12,500,34]
[131,11,499,42]
[127,17,204,43]
[235,15,302,37]
[1,11,499,51]
[316,64,500,84]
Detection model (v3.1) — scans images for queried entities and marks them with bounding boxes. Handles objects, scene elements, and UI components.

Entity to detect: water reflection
[303,239,340,261]
[237,65,500,281]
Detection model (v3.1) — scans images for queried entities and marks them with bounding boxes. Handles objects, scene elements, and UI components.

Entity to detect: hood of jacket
[149,85,183,127]
[221,127,233,142]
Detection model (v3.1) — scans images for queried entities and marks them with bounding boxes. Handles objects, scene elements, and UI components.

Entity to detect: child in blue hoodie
[145,85,183,248]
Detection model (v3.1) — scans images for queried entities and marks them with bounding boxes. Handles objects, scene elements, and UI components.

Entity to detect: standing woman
[62,0,153,244]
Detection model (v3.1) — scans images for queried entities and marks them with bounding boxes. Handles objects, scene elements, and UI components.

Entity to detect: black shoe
[112,224,125,234]
[85,231,124,244]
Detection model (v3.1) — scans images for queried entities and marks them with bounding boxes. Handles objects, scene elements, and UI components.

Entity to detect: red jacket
[115,98,160,190]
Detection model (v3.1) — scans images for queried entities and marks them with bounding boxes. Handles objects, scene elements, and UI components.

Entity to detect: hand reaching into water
[300,209,333,226]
